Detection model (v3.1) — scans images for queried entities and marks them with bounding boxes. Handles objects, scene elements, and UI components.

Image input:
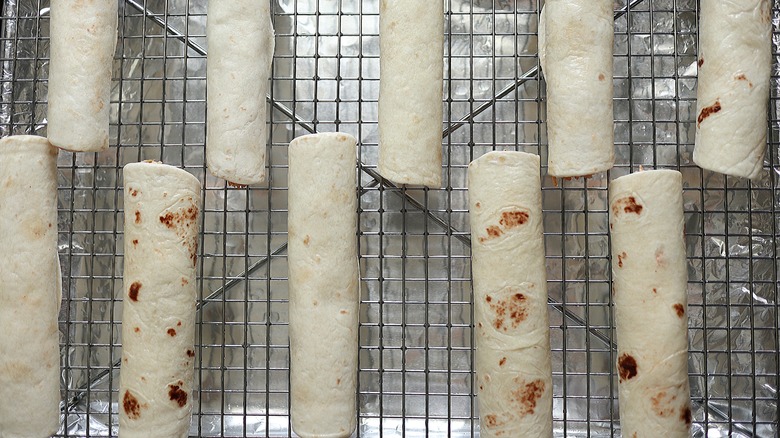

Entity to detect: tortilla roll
[468,151,553,437]
[0,136,62,438]
[693,0,772,179]
[206,0,276,186]
[609,170,691,437]
[377,0,444,188]
[119,162,201,438]
[47,0,118,152]
[288,133,359,438]
[539,0,614,177]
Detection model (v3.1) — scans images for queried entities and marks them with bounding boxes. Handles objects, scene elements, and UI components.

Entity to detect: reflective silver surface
[0,0,777,436]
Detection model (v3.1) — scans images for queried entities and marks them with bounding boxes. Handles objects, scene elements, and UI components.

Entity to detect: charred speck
[123,390,142,419]
[697,101,722,126]
[618,353,638,381]
[681,406,692,425]
[499,211,529,228]
[168,382,188,407]
[128,282,142,302]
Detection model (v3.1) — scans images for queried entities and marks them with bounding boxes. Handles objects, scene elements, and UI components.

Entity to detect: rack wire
[0,0,778,436]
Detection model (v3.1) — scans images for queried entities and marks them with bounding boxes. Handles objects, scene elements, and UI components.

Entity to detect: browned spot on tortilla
[511,379,545,416]
[673,303,685,318]
[132,239,138,247]
[168,382,188,407]
[697,100,722,126]
[697,58,704,68]
[128,187,138,197]
[159,199,200,266]
[652,288,658,294]
[617,252,627,268]
[177,321,181,326]
[475,202,481,208]
[167,328,177,337]
[499,357,507,366]
[123,390,143,419]
[598,73,606,81]
[618,353,638,381]
[186,350,195,358]
[612,196,643,216]
[227,181,247,189]
[499,211,529,228]
[128,282,141,302]
[487,291,528,332]
[340,310,348,314]
[181,278,188,286]
[134,211,141,223]
[681,406,692,425]
[134,327,140,333]
[735,74,753,88]
[486,226,502,238]
[655,248,666,267]
[4,363,32,380]
[303,235,311,246]
[484,414,498,427]
[651,390,678,417]
[336,378,341,385]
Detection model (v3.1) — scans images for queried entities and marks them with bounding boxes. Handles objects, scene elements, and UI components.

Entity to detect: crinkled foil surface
[1,0,778,436]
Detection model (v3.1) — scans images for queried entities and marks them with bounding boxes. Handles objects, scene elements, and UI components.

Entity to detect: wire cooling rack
[1,0,778,436]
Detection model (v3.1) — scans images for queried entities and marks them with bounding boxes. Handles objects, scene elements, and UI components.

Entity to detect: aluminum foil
[0,0,777,436]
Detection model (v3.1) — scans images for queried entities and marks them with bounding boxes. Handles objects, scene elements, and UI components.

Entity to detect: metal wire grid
[0,0,778,436]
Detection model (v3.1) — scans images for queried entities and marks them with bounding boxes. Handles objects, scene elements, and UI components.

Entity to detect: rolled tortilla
[609,170,691,437]
[119,162,201,438]
[206,0,275,186]
[377,0,443,188]
[288,133,359,438]
[47,0,118,152]
[693,0,772,179]
[0,136,61,438]
[539,0,614,177]
[468,151,552,437]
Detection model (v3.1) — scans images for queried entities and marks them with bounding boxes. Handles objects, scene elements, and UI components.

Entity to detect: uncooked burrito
[119,162,201,438]
[207,0,275,186]
[0,135,62,438]
[468,151,553,437]
[47,0,118,152]
[694,0,772,179]
[378,0,444,188]
[609,170,691,437]
[288,133,360,438]
[539,0,615,177]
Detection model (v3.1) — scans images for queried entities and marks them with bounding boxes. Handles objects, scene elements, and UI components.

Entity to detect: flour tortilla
[288,133,359,438]
[693,0,772,179]
[47,0,118,152]
[377,0,444,188]
[609,170,691,437]
[207,0,275,186]
[468,151,552,437]
[0,136,61,438]
[539,0,614,177]
[119,162,201,438]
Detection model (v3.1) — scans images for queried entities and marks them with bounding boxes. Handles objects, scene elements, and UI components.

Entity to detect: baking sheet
[0,0,777,436]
